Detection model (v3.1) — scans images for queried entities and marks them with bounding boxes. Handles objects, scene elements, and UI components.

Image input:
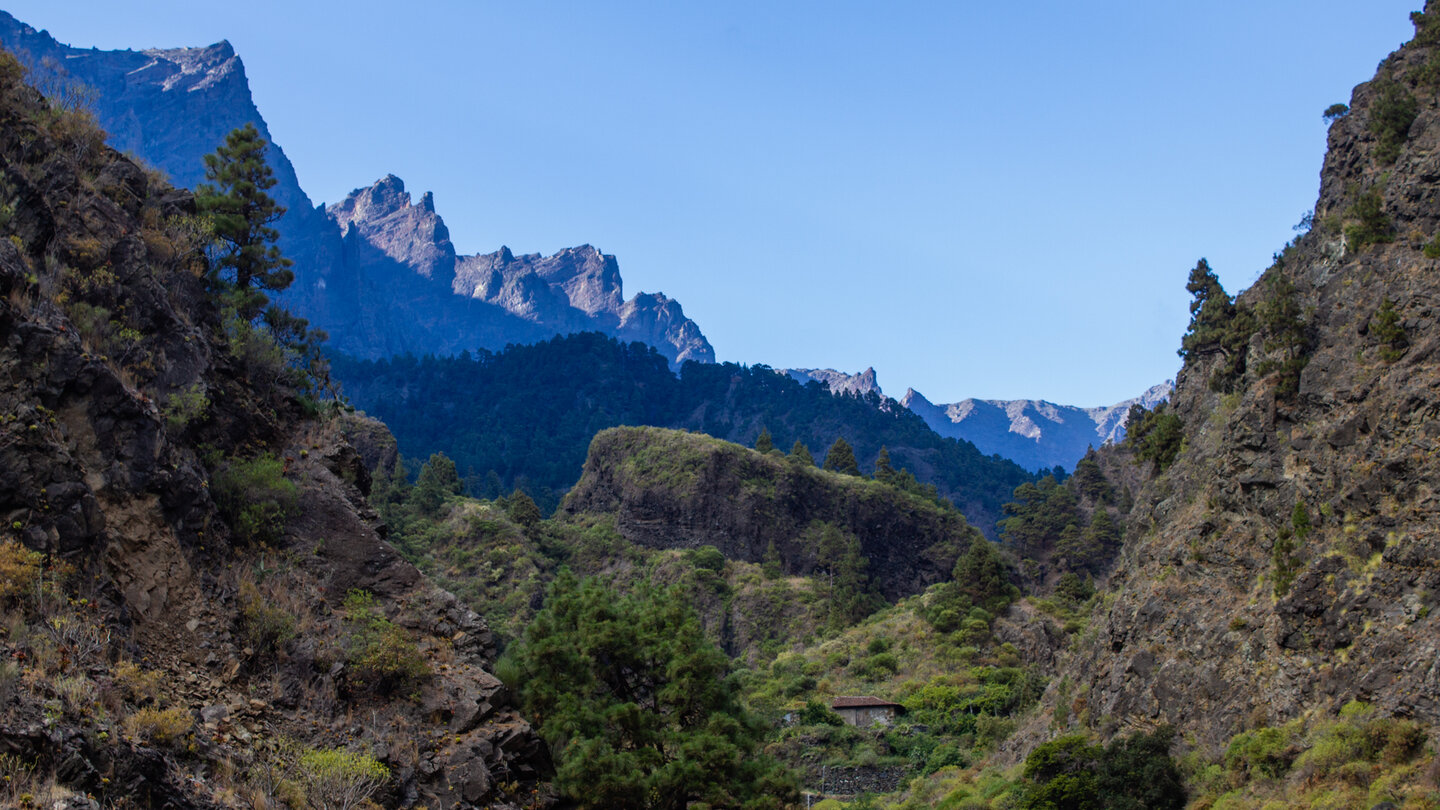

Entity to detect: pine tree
[754,427,774,454]
[1178,258,1234,360]
[197,123,294,319]
[413,452,461,514]
[873,445,897,485]
[1256,271,1309,396]
[789,440,815,466]
[952,535,1017,614]
[823,437,860,476]
[806,523,871,630]
[509,574,798,809]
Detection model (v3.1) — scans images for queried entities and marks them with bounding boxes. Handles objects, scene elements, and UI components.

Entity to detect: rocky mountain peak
[783,367,883,397]
[902,382,1173,472]
[325,174,457,284]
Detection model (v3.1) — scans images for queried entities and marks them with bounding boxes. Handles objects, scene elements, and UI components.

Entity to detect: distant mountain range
[0,12,712,365]
[0,10,1166,477]
[783,367,1172,472]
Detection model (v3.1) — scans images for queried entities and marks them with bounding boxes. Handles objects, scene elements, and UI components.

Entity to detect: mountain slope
[0,13,712,365]
[1011,10,1440,757]
[0,51,548,808]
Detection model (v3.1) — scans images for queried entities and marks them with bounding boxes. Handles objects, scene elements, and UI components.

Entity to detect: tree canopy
[507,573,797,809]
[823,437,860,476]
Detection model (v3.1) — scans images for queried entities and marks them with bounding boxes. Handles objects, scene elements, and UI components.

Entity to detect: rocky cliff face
[1009,15,1440,757]
[0,13,713,366]
[902,382,1173,472]
[324,175,714,364]
[0,54,548,808]
[562,427,984,602]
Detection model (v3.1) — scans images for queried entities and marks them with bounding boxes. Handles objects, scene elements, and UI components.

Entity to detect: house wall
[836,706,896,727]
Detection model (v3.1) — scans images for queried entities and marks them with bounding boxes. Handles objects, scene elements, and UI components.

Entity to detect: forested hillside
[331,333,1035,534]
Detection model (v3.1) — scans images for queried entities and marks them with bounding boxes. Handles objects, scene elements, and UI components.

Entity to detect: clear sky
[6,2,1422,405]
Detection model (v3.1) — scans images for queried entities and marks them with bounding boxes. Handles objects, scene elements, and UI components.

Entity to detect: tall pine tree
[1178,258,1234,360]
[197,123,294,319]
[823,437,860,476]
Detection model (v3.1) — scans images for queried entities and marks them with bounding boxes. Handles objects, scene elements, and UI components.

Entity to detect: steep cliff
[0,52,548,808]
[1013,9,1440,757]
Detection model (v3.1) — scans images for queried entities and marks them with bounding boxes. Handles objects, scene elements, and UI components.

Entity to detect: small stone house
[831,696,904,727]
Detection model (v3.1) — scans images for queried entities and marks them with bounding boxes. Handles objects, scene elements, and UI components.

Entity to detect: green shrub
[1020,728,1185,810]
[1225,726,1296,778]
[799,698,845,727]
[297,747,389,810]
[1415,5,1440,45]
[124,706,193,748]
[1322,103,1350,122]
[1344,189,1393,250]
[687,544,726,573]
[1371,298,1408,363]
[211,453,299,545]
[342,590,429,694]
[1126,404,1184,471]
[1054,572,1094,604]
[1368,79,1418,164]
[162,383,209,432]
[238,578,296,654]
[0,541,43,607]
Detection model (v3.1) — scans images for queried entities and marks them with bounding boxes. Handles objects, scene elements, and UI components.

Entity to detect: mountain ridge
[902,381,1174,471]
[0,12,712,365]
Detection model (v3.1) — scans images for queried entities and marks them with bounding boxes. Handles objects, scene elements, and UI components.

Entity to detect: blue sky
[7,2,1422,405]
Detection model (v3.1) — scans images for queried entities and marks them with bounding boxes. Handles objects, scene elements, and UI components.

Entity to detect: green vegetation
[1178,259,1235,362]
[210,453,299,545]
[1414,2,1440,46]
[824,437,861,475]
[506,573,798,809]
[807,521,877,631]
[1176,258,1256,392]
[1345,188,1393,250]
[161,383,209,432]
[998,464,1123,587]
[790,440,816,466]
[329,333,1035,521]
[1255,270,1309,397]
[340,590,429,694]
[1185,702,1433,809]
[1322,103,1350,122]
[1371,297,1409,363]
[196,123,293,319]
[1368,79,1418,165]
[1018,728,1185,810]
[1125,403,1184,471]
[1273,501,1311,598]
[297,747,390,810]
